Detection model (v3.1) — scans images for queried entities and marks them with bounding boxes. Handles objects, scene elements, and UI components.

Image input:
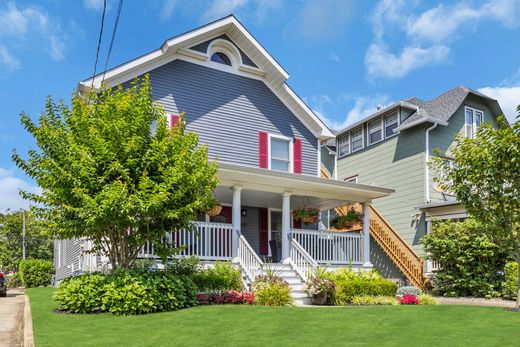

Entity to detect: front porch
[139,163,393,285]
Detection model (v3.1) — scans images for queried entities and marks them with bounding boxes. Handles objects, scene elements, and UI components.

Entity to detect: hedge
[19,259,53,288]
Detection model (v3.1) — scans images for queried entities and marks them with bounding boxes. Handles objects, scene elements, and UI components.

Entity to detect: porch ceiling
[216,162,394,209]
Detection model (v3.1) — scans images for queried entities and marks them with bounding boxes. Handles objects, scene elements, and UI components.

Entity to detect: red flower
[398,294,419,305]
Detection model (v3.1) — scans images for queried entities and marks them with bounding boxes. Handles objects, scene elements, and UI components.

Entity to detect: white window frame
[464,106,484,139]
[268,133,293,173]
[337,133,350,158]
[351,126,364,153]
[368,118,383,145]
[344,175,359,183]
[384,112,399,139]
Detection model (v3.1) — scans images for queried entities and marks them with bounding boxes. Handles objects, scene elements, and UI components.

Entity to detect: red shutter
[293,138,302,174]
[170,114,180,129]
[258,131,269,168]
[259,208,268,255]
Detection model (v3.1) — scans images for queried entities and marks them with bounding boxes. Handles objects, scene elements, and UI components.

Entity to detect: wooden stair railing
[320,166,426,288]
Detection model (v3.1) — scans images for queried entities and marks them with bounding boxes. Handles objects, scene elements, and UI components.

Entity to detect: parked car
[0,271,7,297]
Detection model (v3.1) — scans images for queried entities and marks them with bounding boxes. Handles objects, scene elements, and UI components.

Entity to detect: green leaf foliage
[254,282,292,306]
[12,76,219,269]
[192,261,243,291]
[421,219,509,297]
[19,259,53,288]
[502,262,518,300]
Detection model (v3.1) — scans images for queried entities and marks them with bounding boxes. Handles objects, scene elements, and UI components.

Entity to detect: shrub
[193,262,242,291]
[166,257,200,277]
[254,282,292,306]
[398,294,419,305]
[53,274,106,313]
[418,294,438,305]
[196,290,255,305]
[421,219,509,298]
[142,272,189,312]
[129,258,156,272]
[19,259,53,288]
[502,262,518,300]
[304,267,335,296]
[102,271,156,315]
[333,278,397,305]
[351,295,397,306]
[397,286,421,297]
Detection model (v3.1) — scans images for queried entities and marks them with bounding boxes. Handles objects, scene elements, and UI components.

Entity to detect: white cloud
[365,42,449,79]
[478,86,520,123]
[0,168,40,213]
[50,36,65,61]
[202,0,247,22]
[83,0,106,11]
[342,94,392,127]
[0,44,20,70]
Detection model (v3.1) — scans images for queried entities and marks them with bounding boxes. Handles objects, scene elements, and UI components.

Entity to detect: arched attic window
[210,51,232,66]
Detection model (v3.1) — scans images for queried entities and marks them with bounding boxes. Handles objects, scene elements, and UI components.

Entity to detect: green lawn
[27,287,520,347]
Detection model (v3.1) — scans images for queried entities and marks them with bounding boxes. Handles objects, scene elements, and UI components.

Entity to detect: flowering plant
[196,290,255,305]
[304,276,335,295]
[292,208,320,225]
[398,293,419,305]
[330,208,363,230]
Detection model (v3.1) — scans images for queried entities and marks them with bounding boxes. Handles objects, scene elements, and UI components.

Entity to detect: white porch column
[281,192,292,261]
[362,202,373,267]
[231,186,242,259]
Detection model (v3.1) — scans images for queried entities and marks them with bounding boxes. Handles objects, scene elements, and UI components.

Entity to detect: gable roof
[78,15,334,140]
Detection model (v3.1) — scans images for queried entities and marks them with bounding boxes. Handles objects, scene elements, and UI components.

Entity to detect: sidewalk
[0,289,25,347]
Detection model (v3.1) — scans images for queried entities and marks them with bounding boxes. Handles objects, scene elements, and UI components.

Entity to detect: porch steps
[264,264,311,306]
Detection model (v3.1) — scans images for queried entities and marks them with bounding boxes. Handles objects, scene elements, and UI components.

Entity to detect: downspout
[425,122,438,203]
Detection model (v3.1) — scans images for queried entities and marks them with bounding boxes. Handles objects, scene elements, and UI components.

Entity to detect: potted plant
[303,267,335,305]
[292,208,320,225]
[330,208,363,230]
[206,200,222,217]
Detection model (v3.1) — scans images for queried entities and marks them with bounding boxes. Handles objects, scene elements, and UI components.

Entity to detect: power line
[102,0,124,84]
[91,0,108,89]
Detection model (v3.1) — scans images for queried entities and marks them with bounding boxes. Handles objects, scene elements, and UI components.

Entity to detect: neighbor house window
[344,175,359,183]
[368,118,382,145]
[351,127,364,152]
[385,113,398,138]
[465,106,484,139]
[338,134,350,157]
[211,52,232,66]
[270,136,291,172]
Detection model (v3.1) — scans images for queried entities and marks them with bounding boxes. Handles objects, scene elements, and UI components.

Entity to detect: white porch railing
[238,235,264,283]
[290,229,363,265]
[288,237,317,282]
[138,221,234,261]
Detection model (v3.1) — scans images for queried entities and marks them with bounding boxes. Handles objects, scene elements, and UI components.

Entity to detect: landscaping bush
[192,262,242,291]
[254,282,292,306]
[502,261,518,300]
[53,274,107,313]
[418,294,438,305]
[196,290,255,305]
[166,257,200,277]
[351,295,397,306]
[333,278,397,305]
[397,286,421,297]
[19,259,53,288]
[102,271,156,315]
[421,219,509,298]
[398,294,419,305]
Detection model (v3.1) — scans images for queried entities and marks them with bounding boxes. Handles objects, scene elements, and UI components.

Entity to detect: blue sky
[1,0,520,211]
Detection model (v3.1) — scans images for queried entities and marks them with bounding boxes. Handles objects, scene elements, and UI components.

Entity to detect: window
[368,118,382,145]
[338,134,350,157]
[270,137,291,172]
[344,175,359,183]
[210,52,232,66]
[385,113,398,138]
[465,106,484,139]
[351,127,364,152]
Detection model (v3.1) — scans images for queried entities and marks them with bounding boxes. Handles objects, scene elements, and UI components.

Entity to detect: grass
[27,287,520,347]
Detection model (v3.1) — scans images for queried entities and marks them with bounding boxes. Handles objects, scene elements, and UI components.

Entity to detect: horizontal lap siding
[148,59,318,175]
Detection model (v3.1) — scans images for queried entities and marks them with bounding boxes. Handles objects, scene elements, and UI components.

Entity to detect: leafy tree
[432,106,520,307]
[12,76,218,270]
[0,210,53,272]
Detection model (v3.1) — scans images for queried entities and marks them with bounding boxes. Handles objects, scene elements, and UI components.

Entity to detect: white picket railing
[290,229,363,265]
[238,234,264,283]
[288,237,317,282]
[138,221,234,260]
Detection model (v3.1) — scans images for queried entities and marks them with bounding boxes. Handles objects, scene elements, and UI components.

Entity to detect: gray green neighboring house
[324,86,504,278]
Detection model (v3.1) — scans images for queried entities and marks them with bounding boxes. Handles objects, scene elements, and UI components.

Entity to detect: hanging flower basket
[292,208,320,225]
[206,204,222,217]
[330,208,363,230]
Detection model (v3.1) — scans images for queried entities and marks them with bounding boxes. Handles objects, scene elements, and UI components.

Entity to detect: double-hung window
[368,118,382,145]
[351,127,364,152]
[338,134,350,157]
[465,106,484,139]
[270,136,291,172]
[384,113,398,138]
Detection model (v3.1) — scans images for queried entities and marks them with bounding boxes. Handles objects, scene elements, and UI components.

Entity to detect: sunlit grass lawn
[27,287,520,347]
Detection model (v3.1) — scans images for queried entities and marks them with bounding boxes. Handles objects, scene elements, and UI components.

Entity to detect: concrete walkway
[0,289,25,347]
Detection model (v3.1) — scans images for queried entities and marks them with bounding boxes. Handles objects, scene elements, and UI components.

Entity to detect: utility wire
[91,0,108,89]
[101,0,124,84]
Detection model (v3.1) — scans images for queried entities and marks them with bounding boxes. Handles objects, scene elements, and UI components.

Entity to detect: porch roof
[216,162,393,209]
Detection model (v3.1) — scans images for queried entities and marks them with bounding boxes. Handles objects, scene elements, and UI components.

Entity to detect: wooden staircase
[321,167,426,288]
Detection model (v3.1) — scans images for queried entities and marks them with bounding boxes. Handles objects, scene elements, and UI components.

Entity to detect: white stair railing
[238,234,264,283]
[288,237,318,282]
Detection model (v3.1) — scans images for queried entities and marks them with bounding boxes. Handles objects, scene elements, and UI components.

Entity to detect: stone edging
[24,294,35,347]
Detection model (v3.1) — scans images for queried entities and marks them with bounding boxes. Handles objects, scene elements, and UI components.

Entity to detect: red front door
[259,208,268,255]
